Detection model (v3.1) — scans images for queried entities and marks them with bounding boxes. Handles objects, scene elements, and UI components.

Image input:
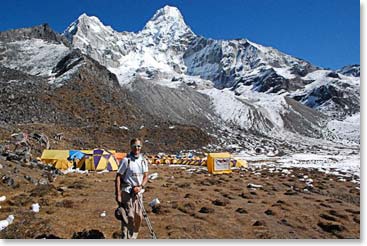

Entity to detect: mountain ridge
[0,5,360,154]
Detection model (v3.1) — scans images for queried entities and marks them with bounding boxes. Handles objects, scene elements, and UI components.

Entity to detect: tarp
[68,150,85,160]
[41,150,73,170]
[77,149,119,171]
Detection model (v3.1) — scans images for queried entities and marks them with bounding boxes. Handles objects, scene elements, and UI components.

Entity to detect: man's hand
[116,194,122,205]
[133,186,142,194]
[115,173,122,205]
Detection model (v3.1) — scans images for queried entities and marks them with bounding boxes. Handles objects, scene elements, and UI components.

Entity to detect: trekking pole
[137,194,157,239]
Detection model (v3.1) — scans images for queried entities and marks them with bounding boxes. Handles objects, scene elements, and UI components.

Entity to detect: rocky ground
[0,122,213,158]
[0,154,360,239]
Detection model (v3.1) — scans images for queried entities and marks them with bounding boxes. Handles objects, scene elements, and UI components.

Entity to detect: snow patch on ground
[236,152,360,178]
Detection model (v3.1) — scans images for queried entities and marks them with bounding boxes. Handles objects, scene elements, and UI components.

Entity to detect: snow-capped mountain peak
[77,13,111,30]
[58,6,359,146]
[141,5,195,40]
[150,5,184,22]
[0,5,360,155]
[62,6,200,84]
[63,13,115,43]
[336,64,360,77]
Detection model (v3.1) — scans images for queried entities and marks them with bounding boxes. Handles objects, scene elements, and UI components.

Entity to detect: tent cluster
[40,149,247,172]
[40,149,126,171]
[147,155,206,165]
[146,153,248,168]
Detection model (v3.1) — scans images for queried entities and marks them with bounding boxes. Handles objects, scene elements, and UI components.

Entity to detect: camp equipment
[41,150,73,170]
[114,152,127,163]
[148,198,160,207]
[68,150,85,161]
[232,159,248,168]
[207,152,232,174]
[77,149,119,171]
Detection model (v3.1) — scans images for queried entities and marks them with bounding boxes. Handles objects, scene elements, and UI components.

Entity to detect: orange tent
[114,152,127,164]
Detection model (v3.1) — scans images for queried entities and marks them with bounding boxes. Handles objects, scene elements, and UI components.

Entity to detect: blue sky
[0,0,360,69]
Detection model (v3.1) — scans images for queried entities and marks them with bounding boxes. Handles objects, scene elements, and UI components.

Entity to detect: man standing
[115,138,148,239]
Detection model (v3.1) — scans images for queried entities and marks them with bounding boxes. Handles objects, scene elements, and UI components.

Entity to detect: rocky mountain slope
[0,5,360,155]
[0,24,213,153]
[63,6,359,148]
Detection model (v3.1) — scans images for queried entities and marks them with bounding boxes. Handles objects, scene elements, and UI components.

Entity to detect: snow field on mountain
[15,5,355,150]
[0,39,69,77]
[200,86,286,131]
[293,70,360,97]
[327,113,360,144]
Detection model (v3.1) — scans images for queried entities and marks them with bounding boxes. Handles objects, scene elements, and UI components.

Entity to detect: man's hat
[115,207,123,221]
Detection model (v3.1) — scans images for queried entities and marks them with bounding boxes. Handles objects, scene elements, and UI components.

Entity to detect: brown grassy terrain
[0,159,360,239]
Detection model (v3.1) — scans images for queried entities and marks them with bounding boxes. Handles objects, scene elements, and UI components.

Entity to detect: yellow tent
[232,159,248,168]
[40,150,73,170]
[207,152,232,174]
[77,149,119,171]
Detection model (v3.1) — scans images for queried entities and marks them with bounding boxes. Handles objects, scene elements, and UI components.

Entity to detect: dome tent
[77,149,119,171]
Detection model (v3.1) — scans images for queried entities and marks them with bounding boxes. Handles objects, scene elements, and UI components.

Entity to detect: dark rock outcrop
[0,24,70,47]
